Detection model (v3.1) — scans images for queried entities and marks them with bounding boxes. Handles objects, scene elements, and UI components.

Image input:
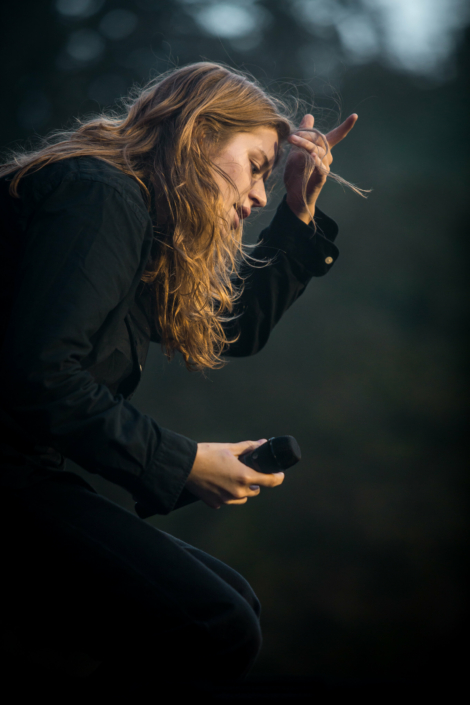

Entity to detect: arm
[0,169,197,514]
[223,195,339,357]
[224,112,358,357]
[168,199,339,515]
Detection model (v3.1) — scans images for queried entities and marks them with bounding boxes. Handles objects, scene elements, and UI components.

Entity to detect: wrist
[285,196,316,225]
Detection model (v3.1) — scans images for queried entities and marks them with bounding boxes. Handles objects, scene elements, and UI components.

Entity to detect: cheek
[227,163,251,195]
[213,159,251,208]
[213,172,233,206]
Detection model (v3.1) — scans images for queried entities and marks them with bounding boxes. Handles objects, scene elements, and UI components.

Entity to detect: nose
[249,179,267,209]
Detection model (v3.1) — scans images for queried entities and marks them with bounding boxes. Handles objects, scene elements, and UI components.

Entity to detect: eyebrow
[253,148,277,174]
[254,148,273,169]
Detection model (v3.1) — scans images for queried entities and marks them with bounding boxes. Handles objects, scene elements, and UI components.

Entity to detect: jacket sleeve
[0,175,197,515]
[223,195,340,357]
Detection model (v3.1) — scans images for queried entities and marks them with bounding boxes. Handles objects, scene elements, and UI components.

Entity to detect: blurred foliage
[2,0,468,683]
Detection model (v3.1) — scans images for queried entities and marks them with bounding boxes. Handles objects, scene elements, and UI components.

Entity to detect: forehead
[228,128,278,158]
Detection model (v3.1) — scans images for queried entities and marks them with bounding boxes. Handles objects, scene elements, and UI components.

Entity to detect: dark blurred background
[2,0,468,685]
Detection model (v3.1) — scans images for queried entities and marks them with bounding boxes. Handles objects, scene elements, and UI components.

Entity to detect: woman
[0,63,358,689]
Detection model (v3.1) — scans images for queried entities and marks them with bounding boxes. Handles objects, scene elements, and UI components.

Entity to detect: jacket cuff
[134,427,198,518]
[260,195,340,277]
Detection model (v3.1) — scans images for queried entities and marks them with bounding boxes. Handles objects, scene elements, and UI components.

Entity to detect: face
[210,127,279,230]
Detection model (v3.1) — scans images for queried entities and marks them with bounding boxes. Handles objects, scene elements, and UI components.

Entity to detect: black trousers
[0,471,262,689]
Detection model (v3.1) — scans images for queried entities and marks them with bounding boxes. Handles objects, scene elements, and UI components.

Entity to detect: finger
[224,497,248,505]
[226,483,261,500]
[288,132,325,150]
[294,130,327,148]
[288,134,327,158]
[228,483,261,501]
[287,137,330,172]
[248,471,285,488]
[299,113,314,129]
[246,484,261,496]
[233,439,267,456]
[326,113,358,148]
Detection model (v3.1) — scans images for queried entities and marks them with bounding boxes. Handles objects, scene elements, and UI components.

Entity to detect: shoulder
[18,156,150,227]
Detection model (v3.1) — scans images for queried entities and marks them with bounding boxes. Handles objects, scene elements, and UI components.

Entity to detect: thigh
[1,472,257,663]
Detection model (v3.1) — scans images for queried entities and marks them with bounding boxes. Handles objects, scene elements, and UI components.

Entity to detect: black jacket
[0,157,339,516]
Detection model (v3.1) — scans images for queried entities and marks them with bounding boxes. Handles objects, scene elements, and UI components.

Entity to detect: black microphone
[239,435,301,473]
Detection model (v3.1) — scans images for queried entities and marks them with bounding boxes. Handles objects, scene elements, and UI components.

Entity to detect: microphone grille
[270,436,301,469]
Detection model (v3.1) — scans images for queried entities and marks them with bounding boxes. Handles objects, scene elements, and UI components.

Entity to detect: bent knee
[236,600,262,654]
[214,597,262,679]
[236,578,262,620]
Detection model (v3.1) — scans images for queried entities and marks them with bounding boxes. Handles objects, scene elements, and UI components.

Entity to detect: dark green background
[2,0,468,682]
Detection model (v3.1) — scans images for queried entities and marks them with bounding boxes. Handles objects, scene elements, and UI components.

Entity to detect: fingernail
[249,485,260,490]
[273,472,285,478]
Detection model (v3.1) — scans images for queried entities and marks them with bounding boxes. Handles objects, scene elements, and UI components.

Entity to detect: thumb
[233,439,267,457]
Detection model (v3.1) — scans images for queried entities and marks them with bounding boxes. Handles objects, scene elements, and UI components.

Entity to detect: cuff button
[325,256,333,265]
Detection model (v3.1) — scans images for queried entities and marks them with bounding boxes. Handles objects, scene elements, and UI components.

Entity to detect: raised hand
[284,113,358,224]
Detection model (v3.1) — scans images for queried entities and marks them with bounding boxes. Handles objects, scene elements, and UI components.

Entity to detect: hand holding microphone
[137,436,301,514]
[186,435,301,509]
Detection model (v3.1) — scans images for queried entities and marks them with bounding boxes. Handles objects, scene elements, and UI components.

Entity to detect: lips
[232,205,251,229]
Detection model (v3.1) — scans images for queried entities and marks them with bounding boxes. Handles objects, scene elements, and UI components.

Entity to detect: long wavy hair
[0,62,358,370]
